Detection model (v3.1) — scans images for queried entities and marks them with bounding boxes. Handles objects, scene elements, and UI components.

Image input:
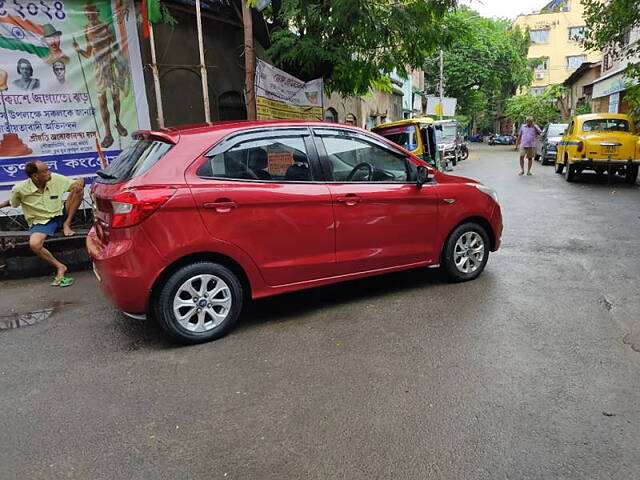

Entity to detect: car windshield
[436,125,457,143]
[548,125,567,136]
[374,125,419,151]
[582,119,630,132]
[97,138,173,183]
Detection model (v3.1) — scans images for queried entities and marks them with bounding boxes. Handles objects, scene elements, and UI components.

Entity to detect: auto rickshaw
[372,117,443,171]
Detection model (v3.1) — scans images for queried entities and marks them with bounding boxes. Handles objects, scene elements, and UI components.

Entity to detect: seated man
[0,161,84,286]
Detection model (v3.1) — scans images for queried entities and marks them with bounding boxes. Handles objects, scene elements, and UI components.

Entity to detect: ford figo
[87,122,503,344]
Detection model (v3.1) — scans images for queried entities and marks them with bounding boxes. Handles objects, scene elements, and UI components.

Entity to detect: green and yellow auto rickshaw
[372,117,443,171]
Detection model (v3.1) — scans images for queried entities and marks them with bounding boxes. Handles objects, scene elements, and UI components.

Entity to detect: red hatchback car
[87,121,502,344]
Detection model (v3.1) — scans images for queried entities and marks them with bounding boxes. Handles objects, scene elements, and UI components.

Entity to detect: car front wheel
[441,223,490,282]
[156,262,243,344]
[555,162,564,174]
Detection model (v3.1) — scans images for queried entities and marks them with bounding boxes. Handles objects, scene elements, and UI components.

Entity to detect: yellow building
[513,0,600,96]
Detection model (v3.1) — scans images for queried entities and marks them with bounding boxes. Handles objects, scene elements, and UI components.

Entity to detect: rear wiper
[96,169,116,180]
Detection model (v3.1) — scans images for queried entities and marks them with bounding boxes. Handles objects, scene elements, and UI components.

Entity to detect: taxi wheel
[555,162,564,174]
[625,165,638,184]
[564,163,576,182]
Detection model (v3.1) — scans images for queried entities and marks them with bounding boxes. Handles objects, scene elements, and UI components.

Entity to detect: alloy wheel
[172,274,232,332]
[453,231,485,274]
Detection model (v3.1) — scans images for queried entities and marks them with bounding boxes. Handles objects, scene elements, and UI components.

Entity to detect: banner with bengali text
[0,0,149,198]
[255,59,323,121]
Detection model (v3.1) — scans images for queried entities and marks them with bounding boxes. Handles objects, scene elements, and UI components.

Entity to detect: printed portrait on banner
[0,0,149,196]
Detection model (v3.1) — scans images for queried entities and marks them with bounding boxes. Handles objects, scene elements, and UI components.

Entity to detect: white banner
[426,96,457,117]
[255,59,323,121]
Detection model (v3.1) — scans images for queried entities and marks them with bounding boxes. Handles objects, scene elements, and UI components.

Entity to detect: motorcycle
[459,141,469,160]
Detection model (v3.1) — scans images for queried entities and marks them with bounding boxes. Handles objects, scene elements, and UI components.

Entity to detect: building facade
[513,0,600,96]
[590,27,639,114]
[563,61,601,116]
[324,69,425,129]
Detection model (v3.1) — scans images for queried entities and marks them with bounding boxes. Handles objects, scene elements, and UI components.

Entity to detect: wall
[566,63,601,115]
[513,0,600,94]
[140,3,265,128]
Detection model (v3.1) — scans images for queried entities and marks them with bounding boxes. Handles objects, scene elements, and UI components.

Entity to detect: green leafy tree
[423,7,532,127]
[582,0,640,121]
[264,0,459,96]
[582,0,639,62]
[504,94,559,127]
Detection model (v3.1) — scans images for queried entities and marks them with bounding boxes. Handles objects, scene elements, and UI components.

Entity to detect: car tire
[625,165,639,185]
[441,222,490,282]
[555,162,564,174]
[155,262,244,344]
[564,162,576,182]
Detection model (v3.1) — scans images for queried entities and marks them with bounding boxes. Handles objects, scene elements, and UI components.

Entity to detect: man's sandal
[50,276,74,287]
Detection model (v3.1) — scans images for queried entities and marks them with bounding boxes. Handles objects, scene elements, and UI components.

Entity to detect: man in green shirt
[0,161,84,286]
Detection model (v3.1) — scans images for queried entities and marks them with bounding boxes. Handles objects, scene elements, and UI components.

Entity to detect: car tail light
[108,188,176,228]
[577,141,584,152]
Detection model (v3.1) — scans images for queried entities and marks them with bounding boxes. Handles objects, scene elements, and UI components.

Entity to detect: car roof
[134,120,371,144]
[575,113,632,121]
[373,117,435,129]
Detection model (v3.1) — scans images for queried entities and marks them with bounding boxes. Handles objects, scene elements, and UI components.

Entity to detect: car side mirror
[416,165,430,186]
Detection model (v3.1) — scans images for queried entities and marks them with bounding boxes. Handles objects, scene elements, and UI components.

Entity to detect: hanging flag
[0,16,47,59]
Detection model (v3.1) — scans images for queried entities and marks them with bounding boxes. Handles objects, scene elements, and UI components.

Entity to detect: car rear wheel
[441,223,490,282]
[156,262,243,344]
[564,162,576,182]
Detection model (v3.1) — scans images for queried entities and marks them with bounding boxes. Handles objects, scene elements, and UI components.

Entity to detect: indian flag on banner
[0,16,48,59]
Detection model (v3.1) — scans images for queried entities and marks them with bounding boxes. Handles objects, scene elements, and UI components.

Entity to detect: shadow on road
[239,267,446,331]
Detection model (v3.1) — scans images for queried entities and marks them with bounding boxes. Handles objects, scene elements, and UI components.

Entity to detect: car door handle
[203,199,238,213]
[336,194,361,206]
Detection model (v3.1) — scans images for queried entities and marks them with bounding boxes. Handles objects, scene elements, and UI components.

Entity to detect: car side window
[198,136,313,181]
[320,136,411,182]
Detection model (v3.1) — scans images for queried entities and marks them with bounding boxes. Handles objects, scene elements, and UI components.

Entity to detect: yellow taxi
[555,113,640,183]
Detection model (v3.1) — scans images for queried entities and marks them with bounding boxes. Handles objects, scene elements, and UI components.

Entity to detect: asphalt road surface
[2,143,640,479]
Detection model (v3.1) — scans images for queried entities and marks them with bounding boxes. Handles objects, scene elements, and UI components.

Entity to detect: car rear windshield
[96,139,172,183]
[374,125,419,151]
[548,125,567,136]
[582,119,630,133]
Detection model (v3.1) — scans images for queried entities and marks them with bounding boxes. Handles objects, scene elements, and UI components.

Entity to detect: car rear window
[373,125,419,152]
[96,139,172,183]
[582,119,630,133]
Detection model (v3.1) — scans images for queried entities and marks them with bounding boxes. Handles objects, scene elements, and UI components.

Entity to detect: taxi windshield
[374,125,419,151]
[582,119,630,133]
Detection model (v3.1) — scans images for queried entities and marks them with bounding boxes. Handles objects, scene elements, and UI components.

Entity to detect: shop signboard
[0,0,149,201]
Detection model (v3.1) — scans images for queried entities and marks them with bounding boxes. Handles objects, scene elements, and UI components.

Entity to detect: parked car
[87,121,503,344]
[555,113,640,183]
[535,122,568,165]
[434,119,462,166]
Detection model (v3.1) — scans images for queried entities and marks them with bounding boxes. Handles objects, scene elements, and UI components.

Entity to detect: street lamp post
[439,49,444,120]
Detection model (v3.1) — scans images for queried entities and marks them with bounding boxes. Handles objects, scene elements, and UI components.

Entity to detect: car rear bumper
[569,158,639,167]
[86,227,161,314]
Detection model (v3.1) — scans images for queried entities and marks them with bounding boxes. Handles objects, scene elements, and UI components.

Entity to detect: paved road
[2,144,640,479]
